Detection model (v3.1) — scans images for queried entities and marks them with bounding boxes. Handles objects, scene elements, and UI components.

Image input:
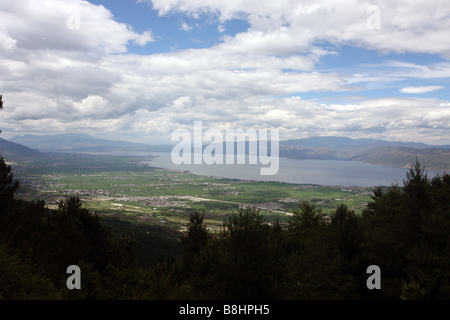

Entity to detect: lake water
[144,152,442,187]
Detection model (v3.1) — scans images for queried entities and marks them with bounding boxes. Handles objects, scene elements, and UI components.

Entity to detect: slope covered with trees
[1,153,449,299]
[177,161,450,299]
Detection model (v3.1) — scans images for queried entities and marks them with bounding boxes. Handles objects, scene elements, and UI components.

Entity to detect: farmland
[13,152,374,234]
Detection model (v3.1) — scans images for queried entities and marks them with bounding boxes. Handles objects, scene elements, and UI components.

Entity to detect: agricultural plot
[13,153,374,233]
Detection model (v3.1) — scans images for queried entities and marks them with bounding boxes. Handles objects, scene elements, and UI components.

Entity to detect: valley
[12,152,373,233]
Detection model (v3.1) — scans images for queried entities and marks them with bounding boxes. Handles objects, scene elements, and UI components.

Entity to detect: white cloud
[400,86,444,94]
[1,0,450,145]
[133,30,155,46]
[0,0,152,55]
[180,21,193,31]
[0,29,17,51]
[148,0,450,57]
[0,0,152,127]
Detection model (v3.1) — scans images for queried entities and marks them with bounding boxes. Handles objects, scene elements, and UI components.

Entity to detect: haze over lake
[145,152,442,187]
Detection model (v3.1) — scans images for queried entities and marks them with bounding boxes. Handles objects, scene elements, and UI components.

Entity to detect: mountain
[351,146,450,171]
[0,137,41,160]
[280,136,450,171]
[6,133,450,171]
[281,136,432,149]
[9,133,172,153]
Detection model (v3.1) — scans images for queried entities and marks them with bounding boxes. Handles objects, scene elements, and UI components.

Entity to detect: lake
[144,152,442,187]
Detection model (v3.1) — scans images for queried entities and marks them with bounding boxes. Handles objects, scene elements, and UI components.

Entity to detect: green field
[12,152,374,234]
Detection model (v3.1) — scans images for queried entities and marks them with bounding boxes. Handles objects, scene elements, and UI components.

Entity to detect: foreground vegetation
[1,153,449,299]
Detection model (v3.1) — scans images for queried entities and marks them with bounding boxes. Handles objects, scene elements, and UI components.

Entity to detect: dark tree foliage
[0,157,19,216]
[0,140,449,300]
[175,163,449,300]
[216,207,278,299]
[181,210,209,258]
[329,204,362,265]
[361,160,450,299]
[0,241,57,299]
[0,95,148,299]
[327,203,364,293]
[0,157,144,298]
[282,202,359,299]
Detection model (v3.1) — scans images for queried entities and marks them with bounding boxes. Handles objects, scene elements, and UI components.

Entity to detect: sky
[0,0,449,145]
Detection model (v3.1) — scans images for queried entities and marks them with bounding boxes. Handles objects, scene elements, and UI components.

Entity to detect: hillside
[282,136,431,149]
[0,137,41,160]
[7,133,450,171]
[9,133,172,153]
[351,146,450,171]
[279,137,450,171]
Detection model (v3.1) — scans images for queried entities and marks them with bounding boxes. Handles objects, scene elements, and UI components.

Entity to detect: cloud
[102,95,450,145]
[0,28,17,51]
[133,30,155,46]
[1,0,449,145]
[0,0,152,126]
[0,0,152,55]
[148,0,450,57]
[400,86,444,94]
[179,21,193,31]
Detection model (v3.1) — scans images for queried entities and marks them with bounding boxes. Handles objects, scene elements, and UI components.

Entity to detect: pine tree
[0,94,19,215]
[0,157,19,214]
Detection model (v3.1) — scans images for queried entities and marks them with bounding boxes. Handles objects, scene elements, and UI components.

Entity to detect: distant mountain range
[3,133,450,171]
[8,133,172,153]
[279,136,450,171]
[0,137,41,160]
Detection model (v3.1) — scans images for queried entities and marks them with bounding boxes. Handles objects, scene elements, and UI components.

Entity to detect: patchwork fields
[13,152,374,233]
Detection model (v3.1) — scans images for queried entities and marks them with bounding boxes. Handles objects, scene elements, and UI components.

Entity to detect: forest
[1,152,449,299]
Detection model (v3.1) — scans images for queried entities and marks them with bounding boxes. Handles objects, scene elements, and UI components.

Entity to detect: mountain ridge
[9,133,172,153]
[6,133,450,171]
[0,137,41,160]
[281,136,449,149]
